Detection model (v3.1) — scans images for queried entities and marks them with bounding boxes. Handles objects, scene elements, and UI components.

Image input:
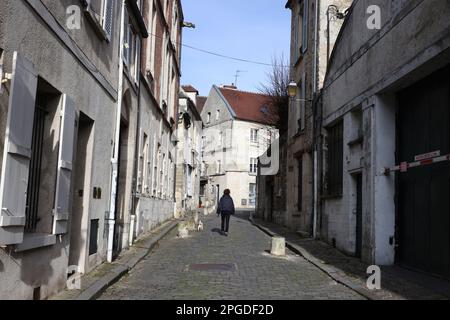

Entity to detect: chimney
[223,83,237,90]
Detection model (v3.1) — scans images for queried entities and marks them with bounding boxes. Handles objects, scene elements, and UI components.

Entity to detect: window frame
[250,128,259,144]
[249,157,258,174]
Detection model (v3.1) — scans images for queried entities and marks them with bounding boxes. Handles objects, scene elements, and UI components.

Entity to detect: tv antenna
[233,70,247,87]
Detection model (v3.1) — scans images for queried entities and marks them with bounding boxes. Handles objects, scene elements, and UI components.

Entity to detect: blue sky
[180,0,291,97]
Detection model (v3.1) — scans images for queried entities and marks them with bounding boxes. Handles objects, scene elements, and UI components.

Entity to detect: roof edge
[213,85,237,118]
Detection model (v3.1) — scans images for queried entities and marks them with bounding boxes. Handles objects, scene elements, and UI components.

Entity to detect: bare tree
[259,54,290,133]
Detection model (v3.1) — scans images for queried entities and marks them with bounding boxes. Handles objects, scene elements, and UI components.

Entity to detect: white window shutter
[53,94,76,235]
[102,0,114,41]
[0,52,38,245]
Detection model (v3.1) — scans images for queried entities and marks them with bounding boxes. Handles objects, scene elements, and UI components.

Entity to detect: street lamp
[287,80,313,102]
[287,80,298,98]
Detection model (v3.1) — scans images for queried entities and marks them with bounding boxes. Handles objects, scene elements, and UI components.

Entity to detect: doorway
[68,112,94,273]
[113,118,129,259]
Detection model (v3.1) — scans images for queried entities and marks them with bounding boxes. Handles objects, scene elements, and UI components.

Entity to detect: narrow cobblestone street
[98,213,364,300]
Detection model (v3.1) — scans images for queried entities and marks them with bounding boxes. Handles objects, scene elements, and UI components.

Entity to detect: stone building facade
[317,0,450,278]
[0,0,183,299]
[131,0,182,245]
[175,86,203,218]
[282,0,351,234]
[201,85,278,211]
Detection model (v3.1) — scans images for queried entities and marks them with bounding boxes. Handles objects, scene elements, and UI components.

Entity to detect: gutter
[130,55,144,248]
[311,0,320,238]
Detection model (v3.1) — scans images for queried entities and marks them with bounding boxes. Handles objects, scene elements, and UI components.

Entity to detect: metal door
[397,65,450,278]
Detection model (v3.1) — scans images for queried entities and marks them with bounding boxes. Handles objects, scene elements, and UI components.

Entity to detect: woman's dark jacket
[217,195,235,215]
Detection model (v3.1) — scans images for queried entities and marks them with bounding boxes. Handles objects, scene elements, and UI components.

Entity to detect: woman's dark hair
[224,189,231,195]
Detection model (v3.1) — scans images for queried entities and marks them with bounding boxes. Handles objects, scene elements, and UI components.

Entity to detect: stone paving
[251,216,450,300]
[98,212,364,300]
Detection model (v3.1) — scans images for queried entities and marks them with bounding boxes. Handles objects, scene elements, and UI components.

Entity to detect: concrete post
[271,237,286,256]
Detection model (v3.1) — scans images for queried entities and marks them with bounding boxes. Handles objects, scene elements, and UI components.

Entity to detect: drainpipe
[130,37,143,248]
[107,0,126,263]
[310,0,320,238]
[312,0,319,95]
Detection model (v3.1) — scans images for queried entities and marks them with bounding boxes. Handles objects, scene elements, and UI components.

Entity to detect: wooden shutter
[102,0,114,41]
[53,94,76,235]
[0,52,38,245]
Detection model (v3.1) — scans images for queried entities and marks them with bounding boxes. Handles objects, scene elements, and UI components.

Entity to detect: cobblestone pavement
[98,212,364,300]
[252,217,450,300]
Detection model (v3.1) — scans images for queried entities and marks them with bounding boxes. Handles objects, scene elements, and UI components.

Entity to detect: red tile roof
[218,87,278,126]
[182,85,198,93]
[196,96,207,113]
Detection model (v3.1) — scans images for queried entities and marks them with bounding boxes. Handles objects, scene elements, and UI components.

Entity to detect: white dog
[197,220,204,232]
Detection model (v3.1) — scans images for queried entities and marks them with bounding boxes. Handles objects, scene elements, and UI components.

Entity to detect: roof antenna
[233,70,247,87]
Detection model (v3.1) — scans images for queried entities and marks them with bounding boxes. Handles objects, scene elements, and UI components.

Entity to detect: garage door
[397,64,450,279]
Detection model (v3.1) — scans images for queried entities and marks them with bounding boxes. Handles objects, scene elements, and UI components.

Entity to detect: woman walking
[217,189,235,236]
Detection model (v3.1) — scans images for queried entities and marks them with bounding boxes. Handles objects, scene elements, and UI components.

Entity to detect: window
[250,128,258,143]
[293,9,300,61]
[123,12,139,83]
[216,160,221,174]
[301,0,309,53]
[326,121,343,196]
[218,131,222,148]
[200,182,205,196]
[89,219,99,255]
[186,166,193,196]
[142,133,149,193]
[216,110,220,120]
[297,157,303,211]
[249,183,256,206]
[207,112,211,124]
[250,158,258,174]
[293,0,308,60]
[25,106,47,232]
[101,0,114,41]
[171,1,178,46]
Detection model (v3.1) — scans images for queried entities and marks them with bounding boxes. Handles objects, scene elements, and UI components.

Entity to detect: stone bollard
[271,237,286,256]
[177,223,189,238]
[194,212,199,225]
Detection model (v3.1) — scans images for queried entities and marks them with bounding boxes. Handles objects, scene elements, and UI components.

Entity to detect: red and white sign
[400,162,408,173]
[383,152,450,175]
[414,150,441,162]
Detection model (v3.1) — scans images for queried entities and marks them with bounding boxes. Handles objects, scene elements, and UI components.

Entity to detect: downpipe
[107,0,126,263]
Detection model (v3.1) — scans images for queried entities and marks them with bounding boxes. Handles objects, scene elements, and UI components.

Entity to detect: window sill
[83,7,109,42]
[15,233,56,252]
[348,136,364,147]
